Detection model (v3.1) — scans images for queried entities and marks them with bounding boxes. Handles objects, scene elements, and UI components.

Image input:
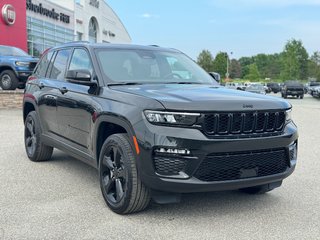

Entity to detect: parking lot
[0,94,320,240]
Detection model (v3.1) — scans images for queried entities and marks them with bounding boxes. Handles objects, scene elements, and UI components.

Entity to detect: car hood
[110,84,291,111]
[4,56,38,62]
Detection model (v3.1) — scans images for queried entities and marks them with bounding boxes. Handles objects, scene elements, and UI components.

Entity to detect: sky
[106,0,320,60]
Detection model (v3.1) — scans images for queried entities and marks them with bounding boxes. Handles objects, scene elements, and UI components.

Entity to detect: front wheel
[0,70,18,90]
[99,134,151,214]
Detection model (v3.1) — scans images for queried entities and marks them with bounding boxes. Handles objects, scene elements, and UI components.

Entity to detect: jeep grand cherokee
[23,43,298,214]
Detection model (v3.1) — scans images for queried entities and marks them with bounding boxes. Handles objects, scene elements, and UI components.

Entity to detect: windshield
[0,46,29,57]
[96,49,217,85]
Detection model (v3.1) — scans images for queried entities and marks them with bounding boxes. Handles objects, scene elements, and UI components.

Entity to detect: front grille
[29,62,37,70]
[203,111,286,137]
[154,156,187,175]
[194,149,289,182]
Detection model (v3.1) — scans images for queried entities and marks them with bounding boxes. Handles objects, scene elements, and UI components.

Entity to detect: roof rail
[149,45,160,47]
[61,41,90,45]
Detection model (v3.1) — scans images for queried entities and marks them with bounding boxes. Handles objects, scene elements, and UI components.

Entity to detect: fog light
[155,148,191,155]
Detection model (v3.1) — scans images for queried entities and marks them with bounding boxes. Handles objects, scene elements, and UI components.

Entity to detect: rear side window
[35,51,53,78]
[69,49,93,74]
[49,49,71,80]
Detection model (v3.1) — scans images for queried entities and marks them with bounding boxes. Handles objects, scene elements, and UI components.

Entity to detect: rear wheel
[300,95,304,99]
[240,181,282,194]
[99,134,150,214]
[24,111,53,162]
[0,70,18,90]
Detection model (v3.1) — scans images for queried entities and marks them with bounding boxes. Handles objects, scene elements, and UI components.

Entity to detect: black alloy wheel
[99,134,150,214]
[25,117,37,156]
[100,145,127,205]
[24,111,53,162]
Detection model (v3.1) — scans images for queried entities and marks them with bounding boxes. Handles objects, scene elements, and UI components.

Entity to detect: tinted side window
[35,51,53,78]
[49,49,71,80]
[69,49,93,74]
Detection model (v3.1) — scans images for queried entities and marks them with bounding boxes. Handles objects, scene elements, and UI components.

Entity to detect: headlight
[144,110,200,126]
[15,61,30,67]
[286,109,292,123]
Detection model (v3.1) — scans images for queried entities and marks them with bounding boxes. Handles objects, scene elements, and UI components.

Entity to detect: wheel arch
[93,115,137,167]
[0,65,16,75]
[23,100,36,122]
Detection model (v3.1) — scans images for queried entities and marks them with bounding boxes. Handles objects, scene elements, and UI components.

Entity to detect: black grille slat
[203,110,286,138]
[194,149,289,182]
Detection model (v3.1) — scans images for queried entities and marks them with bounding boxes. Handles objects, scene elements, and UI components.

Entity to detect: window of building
[49,49,72,80]
[89,18,98,43]
[76,32,83,41]
[27,16,75,57]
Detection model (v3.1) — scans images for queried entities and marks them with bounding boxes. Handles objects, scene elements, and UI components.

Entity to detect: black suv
[0,45,38,90]
[23,43,298,214]
[267,82,281,93]
[281,81,304,99]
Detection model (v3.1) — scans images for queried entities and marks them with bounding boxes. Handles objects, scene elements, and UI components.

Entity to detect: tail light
[27,76,37,82]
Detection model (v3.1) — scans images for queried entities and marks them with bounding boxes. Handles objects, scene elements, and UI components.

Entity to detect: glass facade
[27,16,74,57]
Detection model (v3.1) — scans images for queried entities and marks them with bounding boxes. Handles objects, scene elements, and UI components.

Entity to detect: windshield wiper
[165,82,202,84]
[107,82,143,86]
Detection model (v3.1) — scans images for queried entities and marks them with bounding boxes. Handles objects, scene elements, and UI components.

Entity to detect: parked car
[23,43,298,214]
[0,45,38,90]
[312,86,320,98]
[267,82,281,93]
[225,82,246,90]
[281,81,304,99]
[245,83,266,94]
[308,81,320,96]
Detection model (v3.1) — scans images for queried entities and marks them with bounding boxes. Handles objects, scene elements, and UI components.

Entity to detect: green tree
[239,57,254,78]
[281,39,309,80]
[244,63,260,81]
[229,59,242,79]
[197,50,215,72]
[308,51,320,81]
[213,52,228,78]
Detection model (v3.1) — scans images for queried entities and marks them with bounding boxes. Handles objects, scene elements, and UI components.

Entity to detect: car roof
[49,42,180,53]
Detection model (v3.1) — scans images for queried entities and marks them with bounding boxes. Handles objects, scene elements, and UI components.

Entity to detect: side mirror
[66,69,96,86]
[208,72,221,83]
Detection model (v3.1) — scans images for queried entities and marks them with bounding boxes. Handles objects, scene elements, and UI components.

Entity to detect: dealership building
[0,0,131,56]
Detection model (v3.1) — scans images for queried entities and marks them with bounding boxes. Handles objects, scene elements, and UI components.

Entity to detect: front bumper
[135,120,298,193]
[16,71,33,82]
[286,90,304,96]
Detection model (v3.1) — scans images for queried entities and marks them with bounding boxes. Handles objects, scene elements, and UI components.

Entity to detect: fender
[93,113,137,165]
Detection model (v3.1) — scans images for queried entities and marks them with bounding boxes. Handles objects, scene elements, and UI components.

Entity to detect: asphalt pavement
[0,94,320,240]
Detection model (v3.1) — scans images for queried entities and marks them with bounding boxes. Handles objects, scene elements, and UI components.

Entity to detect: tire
[300,95,304,99]
[240,181,282,194]
[24,111,53,162]
[0,70,19,90]
[283,94,287,99]
[99,134,151,214]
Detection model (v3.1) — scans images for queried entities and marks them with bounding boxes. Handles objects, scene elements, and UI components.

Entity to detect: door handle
[59,87,68,94]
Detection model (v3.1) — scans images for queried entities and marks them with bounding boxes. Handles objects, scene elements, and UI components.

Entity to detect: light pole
[226,52,233,80]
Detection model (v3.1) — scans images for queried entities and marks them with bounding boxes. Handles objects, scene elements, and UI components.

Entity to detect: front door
[56,48,96,154]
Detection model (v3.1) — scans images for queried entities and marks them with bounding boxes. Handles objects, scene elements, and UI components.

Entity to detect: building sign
[26,0,70,24]
[89,0,100,8]
[2,4,16,26]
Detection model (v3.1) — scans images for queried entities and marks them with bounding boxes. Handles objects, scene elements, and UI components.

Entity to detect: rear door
[42,49,72,137]
[34,50,59,135]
